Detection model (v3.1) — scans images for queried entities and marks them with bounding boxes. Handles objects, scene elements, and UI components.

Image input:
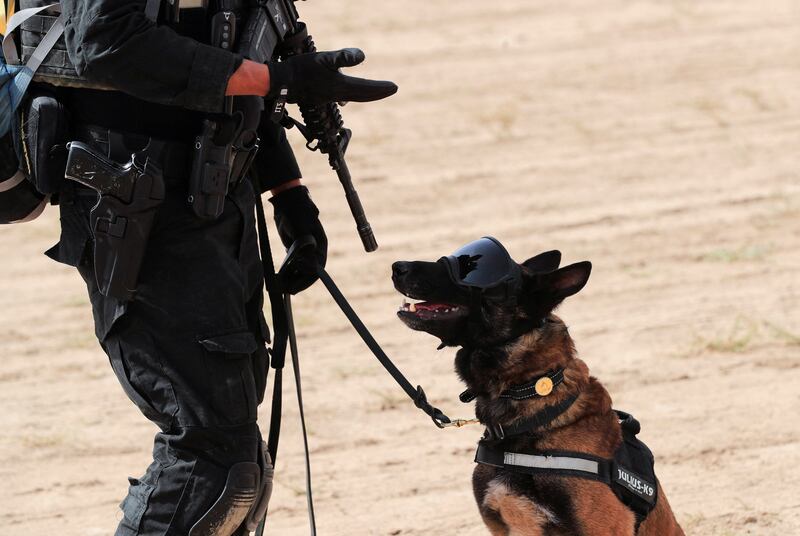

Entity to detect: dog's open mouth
[399,299,463,318]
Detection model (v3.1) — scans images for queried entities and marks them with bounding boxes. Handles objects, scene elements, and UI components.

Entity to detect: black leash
[254,191,291,536]
[285,293,318,534]
[251,206,465,534]
[254,199,320,536]
[254,191,287,465]
[315,266,453,428]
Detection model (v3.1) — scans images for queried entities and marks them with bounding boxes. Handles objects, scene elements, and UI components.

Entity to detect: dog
[392,238,683,536]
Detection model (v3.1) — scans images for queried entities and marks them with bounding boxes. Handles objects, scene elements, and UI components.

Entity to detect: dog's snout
[392,261,411,280]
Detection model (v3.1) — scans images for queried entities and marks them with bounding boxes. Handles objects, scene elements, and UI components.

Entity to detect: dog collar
[459,368,565,404]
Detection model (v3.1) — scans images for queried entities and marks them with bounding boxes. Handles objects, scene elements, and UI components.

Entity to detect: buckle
[483,423,505,441]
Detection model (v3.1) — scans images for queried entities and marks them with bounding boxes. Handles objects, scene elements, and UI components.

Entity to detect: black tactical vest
[16,0,213,89]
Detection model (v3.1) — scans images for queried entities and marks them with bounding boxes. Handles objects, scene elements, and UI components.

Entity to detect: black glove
[269,186,328,294]
[267,48,398,106]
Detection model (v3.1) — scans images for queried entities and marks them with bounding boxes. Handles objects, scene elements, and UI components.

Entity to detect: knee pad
[245,441,274,531]
[189,442,275,536]
[189,462,260,536]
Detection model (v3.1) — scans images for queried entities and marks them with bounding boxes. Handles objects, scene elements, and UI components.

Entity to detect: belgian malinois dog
[392,238,683,535]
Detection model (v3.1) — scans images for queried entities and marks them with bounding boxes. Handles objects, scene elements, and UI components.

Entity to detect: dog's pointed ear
[543,262,592,300]
[522,250,561,273]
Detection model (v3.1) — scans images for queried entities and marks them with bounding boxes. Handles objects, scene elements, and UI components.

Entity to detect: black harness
[472,372,658,532]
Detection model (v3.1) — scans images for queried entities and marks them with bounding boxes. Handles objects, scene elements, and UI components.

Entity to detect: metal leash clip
[440,418,481,429]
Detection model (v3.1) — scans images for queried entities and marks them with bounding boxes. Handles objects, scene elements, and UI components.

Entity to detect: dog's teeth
[409,303,417,313]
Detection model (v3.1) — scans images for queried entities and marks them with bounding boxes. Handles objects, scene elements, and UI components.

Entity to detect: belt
[74,124,192,184]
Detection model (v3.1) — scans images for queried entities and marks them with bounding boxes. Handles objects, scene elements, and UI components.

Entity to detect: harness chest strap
[475,412,660,530]
[482,394,578,441]
[476,442,611,481]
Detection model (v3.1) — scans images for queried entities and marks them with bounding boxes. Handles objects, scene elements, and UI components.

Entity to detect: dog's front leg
[481,480,546,536]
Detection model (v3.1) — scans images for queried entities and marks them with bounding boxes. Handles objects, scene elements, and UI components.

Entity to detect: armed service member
[13,0,396,534]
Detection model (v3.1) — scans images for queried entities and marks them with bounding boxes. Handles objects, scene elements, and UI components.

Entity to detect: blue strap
[0,5,64,135]
[2,4,60,65]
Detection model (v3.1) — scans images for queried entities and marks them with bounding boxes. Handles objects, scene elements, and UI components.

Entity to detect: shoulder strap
[1,4,63,123]
[3,0,159,65]
[2,3,60,65]
[144,0,161,22]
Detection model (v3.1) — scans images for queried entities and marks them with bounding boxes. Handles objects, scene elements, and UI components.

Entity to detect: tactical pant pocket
[106,337,178,430]
[199,331,261,426]
[118,475,156,534]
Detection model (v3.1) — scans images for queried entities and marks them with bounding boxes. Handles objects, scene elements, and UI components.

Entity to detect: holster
[188,115,236,220]
[65,141,166,301]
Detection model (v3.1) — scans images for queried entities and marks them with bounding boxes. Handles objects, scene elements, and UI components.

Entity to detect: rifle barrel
[332,152,377,252]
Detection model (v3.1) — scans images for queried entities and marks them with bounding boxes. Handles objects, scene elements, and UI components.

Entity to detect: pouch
[0,131,47,224]
[22,91,70,195]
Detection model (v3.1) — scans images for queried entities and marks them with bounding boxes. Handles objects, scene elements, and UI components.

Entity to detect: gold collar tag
[534,377,554,397]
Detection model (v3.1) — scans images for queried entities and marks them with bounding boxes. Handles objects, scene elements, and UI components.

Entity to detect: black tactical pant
[61,172,270,534]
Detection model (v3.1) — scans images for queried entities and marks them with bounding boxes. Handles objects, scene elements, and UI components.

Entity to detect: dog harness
[470,371,658,531]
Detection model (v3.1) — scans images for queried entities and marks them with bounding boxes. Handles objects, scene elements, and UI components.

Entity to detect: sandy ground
[1,1,799,534]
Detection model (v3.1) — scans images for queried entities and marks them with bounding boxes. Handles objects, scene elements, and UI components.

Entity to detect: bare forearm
[270,179,303,197]
[226,60,270,96]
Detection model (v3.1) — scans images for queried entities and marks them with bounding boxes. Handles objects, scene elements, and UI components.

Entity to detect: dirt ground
[1,0,799,534]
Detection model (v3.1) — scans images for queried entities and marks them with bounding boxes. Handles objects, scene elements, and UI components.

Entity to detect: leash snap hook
[440,418,481,429]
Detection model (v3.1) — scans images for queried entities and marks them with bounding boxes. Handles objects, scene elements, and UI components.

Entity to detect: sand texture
[1,0,798,534]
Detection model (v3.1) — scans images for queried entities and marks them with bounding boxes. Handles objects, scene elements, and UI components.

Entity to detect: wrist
[270,179,303,197]
[226,60,270,96]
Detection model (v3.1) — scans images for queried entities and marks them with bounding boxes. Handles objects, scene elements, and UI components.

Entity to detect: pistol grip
[65,142,134,203]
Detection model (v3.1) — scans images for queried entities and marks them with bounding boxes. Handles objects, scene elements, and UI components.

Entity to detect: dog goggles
[439,237,521,300]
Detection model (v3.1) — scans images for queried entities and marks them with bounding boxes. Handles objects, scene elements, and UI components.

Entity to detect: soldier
[13,0,397,534]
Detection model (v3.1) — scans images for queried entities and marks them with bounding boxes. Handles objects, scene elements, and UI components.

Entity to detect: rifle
[239,0,378,252]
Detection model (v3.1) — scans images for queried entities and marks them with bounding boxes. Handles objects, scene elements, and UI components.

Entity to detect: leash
[284,292,318,534]
[254,191,293,536]
[251,216,479,534]
[315,263,461,428]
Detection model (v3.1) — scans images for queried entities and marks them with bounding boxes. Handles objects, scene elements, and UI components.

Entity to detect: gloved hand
[267,48,398,106]
[269,186,328,294]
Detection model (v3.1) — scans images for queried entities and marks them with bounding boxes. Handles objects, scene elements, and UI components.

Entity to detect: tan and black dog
[392,239,683,536]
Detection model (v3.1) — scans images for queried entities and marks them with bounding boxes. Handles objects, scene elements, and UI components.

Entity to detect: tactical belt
[74,124,194,183]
